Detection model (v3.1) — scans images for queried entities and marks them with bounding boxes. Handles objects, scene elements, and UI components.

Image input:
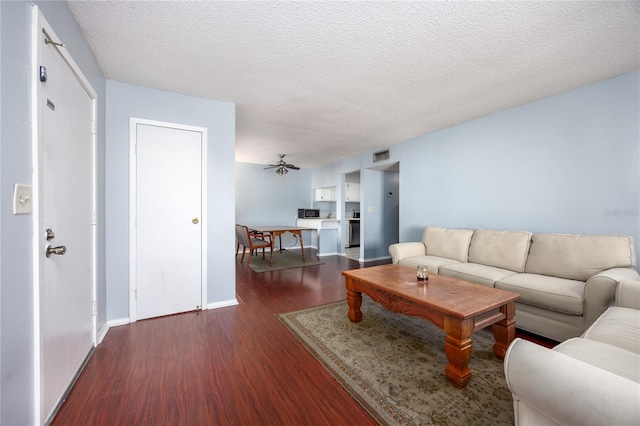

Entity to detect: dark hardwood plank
[53,252,379,425]
[52,251,554,425]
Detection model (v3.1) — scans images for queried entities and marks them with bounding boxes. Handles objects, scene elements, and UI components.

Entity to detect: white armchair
[504,279,640,425]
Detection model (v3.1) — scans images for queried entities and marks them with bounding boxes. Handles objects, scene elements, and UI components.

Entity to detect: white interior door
[35,10,97,424]
[131,120,206,320]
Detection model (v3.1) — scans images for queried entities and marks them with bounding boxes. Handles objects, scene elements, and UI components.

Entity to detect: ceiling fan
[264,154,300,176]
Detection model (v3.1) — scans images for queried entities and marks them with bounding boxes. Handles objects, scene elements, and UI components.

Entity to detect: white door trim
[31,6,98,424]
[128,118,208,322]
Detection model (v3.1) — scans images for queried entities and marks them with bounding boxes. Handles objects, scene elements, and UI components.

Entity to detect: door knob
[46,245,66,257]
[192,218,199,224]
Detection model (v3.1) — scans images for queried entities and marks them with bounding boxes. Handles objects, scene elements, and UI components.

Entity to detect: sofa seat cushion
[398,256,460,275]
[525,233,636,281]
[496,273,584,315]
[582,307,640,354]
[468,229,532,272]
[553,337,640,383]
[438,263,517,287]
[422,226,473,263]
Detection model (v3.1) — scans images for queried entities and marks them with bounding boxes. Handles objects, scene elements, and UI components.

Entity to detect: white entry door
[35,11,97,424]
[130,120,207,321]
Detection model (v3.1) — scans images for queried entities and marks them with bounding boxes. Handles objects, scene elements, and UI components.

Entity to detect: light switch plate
[13,184,32,215]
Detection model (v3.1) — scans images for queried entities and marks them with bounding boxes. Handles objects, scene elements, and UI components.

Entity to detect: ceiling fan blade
[266,155,299,172]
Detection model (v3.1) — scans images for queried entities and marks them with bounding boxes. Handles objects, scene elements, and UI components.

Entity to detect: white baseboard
[96,299,238,344]
[365,255,392,262]
[318,252,339,257]
[97,317,129,344]
[207,299,239,309]
[340,253,392,263]
[97,323,110,344]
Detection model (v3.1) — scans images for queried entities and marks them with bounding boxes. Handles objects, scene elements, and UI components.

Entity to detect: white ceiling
[68,1,639,169]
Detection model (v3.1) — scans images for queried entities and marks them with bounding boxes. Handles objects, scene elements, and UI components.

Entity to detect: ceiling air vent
[373,149,390,163]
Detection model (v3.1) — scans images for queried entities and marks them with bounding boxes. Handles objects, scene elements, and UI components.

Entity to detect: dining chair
[235,224,244,257]
[236,224,267,257]
[236,225,273,266]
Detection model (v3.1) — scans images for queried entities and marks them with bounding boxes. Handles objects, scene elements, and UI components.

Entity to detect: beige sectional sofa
[504,279,640,425]
[389,226,640,342]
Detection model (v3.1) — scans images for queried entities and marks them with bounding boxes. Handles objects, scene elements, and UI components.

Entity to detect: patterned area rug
[243,250,324,273]
[277,296,514,425]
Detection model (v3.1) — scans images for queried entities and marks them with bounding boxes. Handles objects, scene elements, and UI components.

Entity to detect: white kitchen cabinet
[345,183,360,202]
[315,186,336,202]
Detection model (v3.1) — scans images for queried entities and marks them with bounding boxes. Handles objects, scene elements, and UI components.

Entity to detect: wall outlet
[13,184,32,215]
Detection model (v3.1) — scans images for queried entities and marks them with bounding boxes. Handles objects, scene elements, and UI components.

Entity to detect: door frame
[128,118,208,322]
[31,6,98,424]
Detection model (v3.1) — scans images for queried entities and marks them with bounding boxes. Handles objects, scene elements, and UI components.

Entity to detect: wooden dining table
[248,226,314,262]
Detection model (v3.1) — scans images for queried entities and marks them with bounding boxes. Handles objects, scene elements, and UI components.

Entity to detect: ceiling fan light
[269,154,296,176]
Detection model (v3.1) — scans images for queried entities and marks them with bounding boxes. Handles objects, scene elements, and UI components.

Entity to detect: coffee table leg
[491,301,516,360]
[346,279,363,323]
[444,317,473,388]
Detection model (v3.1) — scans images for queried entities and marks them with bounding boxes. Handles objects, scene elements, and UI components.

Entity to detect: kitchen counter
[296,218,340,229]
[296,219,339,255]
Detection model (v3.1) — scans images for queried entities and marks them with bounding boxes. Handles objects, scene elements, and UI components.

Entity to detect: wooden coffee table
[342,264,520,388]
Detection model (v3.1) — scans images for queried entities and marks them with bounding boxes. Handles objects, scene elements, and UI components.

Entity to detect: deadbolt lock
[45,228,55,240]
[192,218,199,224]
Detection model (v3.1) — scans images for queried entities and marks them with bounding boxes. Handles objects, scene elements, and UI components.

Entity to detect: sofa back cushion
[421,226,473,263]
[525,233,636,281]
[468,229,533,272]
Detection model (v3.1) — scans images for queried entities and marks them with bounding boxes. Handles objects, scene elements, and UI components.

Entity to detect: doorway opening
[344,170,361,260]
[363,162,400,261]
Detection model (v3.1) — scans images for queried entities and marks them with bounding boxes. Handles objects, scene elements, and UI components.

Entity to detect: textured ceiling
[68,1,639,169]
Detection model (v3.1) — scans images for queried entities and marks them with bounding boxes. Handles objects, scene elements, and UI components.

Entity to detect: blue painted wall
[359,169,400,259]
[396,71,639,247]
[312,72,640,261]
[106,80,236,320]
[235,162,312,248]
[235,162,312,226]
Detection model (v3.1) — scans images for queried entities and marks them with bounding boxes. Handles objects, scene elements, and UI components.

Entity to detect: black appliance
[353,212,361,218]
[298,208,320,218]
[348,219,360,247]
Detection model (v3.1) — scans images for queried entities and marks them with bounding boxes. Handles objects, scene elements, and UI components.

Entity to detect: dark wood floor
[52,251,554,425]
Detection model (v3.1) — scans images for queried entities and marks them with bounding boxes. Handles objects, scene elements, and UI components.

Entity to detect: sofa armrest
[504,338,640,426]
[388,242,426,264]
[584,268,640,329]
[616,279,640,309]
